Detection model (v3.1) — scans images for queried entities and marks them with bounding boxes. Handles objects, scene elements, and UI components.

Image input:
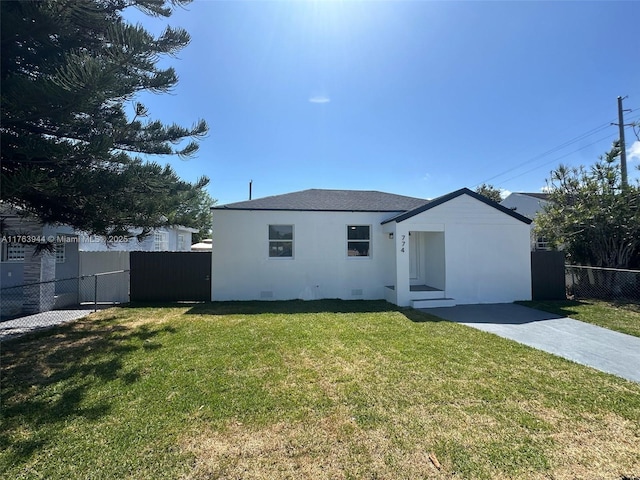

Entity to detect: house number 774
[401,234,406,253]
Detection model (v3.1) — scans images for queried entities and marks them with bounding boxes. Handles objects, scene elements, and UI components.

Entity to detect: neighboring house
[1,205,79,314]
[500,192,551,250]
[211,188,532,308]
[1,204,192,315]
[77,226,198,252]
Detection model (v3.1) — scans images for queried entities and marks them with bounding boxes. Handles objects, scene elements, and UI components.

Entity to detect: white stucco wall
[211,210,399,301]
[394,195,532,306]
[212,193,532,305]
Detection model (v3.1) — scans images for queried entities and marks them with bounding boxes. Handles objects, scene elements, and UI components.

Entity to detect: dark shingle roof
[382,188,532,225]
[214,188,532,225]
[213,189,429,212]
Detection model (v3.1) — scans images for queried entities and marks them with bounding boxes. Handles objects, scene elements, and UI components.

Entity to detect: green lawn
[519,299,640,337]
[2,300,639,479]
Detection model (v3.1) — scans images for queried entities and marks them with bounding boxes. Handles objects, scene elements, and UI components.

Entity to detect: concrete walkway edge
[423,303,640,383]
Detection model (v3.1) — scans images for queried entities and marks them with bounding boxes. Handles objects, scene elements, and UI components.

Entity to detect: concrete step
[412,298,456,309]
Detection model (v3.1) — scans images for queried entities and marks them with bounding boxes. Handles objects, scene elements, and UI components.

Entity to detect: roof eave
[211,207,410,213]
[381,188,532,225]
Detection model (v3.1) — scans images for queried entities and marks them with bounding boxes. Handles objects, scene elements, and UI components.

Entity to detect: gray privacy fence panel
[130,252,211,302]
[79,251,130,303]
[531,251,566,300]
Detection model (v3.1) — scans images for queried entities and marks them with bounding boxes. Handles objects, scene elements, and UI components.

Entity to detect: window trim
[535,235,550,251]
[154,231,168,251]
[1,242,26,262]
[347,225,372,258]
[268,224,294,259]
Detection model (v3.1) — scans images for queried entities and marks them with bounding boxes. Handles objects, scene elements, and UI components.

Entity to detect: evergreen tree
[475,183,503,203]
[1,0,209,237]
[170,188,216,243]
[535,145,640,269]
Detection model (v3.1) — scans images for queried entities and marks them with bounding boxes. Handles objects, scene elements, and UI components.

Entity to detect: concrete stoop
[412,298,456,308]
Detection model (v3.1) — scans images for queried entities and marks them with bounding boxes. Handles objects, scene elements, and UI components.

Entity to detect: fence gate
[531,251,566,300]
[130,252,211,302]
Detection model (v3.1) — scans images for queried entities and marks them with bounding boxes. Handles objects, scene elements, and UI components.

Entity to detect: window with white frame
[154,231,168,251]
[535,235,550,251]
[268,225,293,258]
[347,225,371,257]
[177,233,186,251]
[1,243,26,262]
[55,242,65,263]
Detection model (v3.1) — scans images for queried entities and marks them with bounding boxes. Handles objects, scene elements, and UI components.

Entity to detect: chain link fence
[566,265,640,301]
[0,270,129,339]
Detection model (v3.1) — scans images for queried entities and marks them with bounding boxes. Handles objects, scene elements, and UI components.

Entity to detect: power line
[474,123,611,186]
[495,132,618,186]
[473,107,640,188]
[495,117,640,186]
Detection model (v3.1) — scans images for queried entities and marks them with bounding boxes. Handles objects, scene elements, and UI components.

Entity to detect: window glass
[347,226,370,256]
[269,225,293,257]
[269,225,293,240]
[154,231,168,251]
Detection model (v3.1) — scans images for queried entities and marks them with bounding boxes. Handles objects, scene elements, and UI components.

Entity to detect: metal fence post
[94,274,98,312]
[571,267,575,295]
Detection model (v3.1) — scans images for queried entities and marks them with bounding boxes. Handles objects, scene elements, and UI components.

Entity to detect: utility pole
[617,96,628,187]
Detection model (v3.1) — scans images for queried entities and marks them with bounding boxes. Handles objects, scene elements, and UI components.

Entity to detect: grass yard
[519,299,640,338]
[1,300,639,480]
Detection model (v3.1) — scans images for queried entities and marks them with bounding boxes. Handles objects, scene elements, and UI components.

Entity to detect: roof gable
[382,188,532,225]
[213,189,428,212]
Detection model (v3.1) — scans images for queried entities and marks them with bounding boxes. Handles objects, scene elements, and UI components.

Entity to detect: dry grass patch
[182,408,451,480]
[182,406,640,480]
[548,413,640,479]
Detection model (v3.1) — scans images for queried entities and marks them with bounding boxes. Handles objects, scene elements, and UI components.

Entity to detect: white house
[77,226,198,252]
[500,192,551,250]
[211,188,532,307]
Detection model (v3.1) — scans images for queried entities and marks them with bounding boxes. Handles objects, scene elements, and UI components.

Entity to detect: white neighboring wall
[500,193,549,219]
[78,227,195,252]
[500,193,551,251]
[211,210,398,301]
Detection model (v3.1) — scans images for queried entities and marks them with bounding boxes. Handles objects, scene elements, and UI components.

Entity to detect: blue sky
[125,0,640,205]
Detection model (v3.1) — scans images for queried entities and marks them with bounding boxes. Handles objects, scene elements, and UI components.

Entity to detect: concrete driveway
[424,303,640,383]
[0,309,94,341]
